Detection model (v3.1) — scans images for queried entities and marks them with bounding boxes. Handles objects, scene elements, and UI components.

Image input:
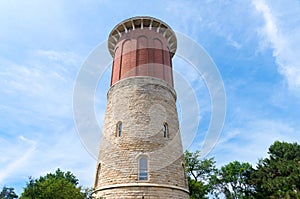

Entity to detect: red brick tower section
[108,17,177,87]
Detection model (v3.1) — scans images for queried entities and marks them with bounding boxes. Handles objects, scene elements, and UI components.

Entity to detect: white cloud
[0,49,83,120]
[1,0,299,195]
[165,1,203,37]
[0,49,95,191]
[211,119,299,166]
[36,50,82,66]
[226,35,242,49]
[0,129,96,192]
[253,0,300,91]
[0,136,36,184]
[26,128,96,187]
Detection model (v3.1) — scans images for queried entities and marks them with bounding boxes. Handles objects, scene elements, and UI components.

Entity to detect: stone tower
[93,16,189,199]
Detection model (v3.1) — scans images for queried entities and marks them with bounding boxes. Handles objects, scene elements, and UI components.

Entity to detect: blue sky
[1,0,300,195]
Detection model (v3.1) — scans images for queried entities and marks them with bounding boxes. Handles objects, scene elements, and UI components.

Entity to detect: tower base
[93,183,189,199]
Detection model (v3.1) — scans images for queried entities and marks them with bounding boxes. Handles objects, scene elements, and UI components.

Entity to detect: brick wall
[110,29,173,87]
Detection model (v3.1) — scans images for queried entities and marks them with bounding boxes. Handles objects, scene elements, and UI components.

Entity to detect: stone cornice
[108,16,177,58]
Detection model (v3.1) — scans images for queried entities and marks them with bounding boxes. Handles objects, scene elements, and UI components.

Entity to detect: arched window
[94,163,101,187]
[116,121,122,137]
[182,163,187,187]
[138,157,148,181]
[163,123,168,138]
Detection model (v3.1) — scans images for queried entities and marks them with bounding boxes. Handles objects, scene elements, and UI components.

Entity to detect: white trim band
[94,183,189,194]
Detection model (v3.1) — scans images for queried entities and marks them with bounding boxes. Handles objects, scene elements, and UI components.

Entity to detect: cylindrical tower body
[94,17,189,199]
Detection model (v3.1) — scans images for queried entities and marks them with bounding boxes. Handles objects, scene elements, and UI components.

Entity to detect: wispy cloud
[0,49,94,192]
[166,0,255,50]
[211,118,299,166]
[26,128,96,186]
[36,50,82,67]
[1,0,300,196]
[253,0,300,91]
[0,50,82,119]
[0,136,36,184]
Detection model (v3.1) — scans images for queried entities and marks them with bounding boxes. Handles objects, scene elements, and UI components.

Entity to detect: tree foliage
[211,161,255,199]
[184,150,217,199]
[184,141,300,199]
[251,141,300,198]
[0,186,18,199]
[20,168,91,199]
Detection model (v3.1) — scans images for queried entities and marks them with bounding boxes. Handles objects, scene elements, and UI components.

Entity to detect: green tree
[0,186,18,199]
[184,150,217,199]
[82,187,93,199]
[211,161,254,199]
[251,141,300,199]
[20,168,90,199]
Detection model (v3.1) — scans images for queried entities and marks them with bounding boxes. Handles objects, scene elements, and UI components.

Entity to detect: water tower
[93,16,189,199]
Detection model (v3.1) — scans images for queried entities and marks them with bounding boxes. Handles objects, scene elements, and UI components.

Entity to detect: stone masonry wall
[94,76,189,199]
